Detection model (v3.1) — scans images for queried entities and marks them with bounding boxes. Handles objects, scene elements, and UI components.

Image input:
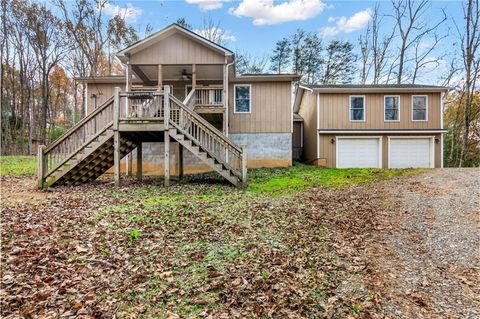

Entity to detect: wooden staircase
[38,86,247,188]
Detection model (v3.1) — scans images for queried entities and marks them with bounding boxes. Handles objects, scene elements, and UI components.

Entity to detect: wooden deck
[38,86,247,188]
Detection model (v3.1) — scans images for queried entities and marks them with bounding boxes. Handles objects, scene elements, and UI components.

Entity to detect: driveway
[369,169,480,318]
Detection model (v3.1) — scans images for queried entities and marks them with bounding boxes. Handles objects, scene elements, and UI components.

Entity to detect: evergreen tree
[321,40,357,84]
[269,37,290,73]
[301,32,323,84]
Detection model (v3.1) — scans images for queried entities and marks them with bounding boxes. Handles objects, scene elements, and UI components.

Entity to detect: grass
[0,156,37,176]
[248,163,420,197]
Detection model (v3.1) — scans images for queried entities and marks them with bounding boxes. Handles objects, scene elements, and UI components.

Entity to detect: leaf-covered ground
[5,164,474,318]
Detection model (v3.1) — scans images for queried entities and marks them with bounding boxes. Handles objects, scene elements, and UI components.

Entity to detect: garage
[389,137,434,168]
[336,137,382,168]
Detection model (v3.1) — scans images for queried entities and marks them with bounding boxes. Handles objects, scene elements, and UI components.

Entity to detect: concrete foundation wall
[114,133,292,176]
[229,133,292,168]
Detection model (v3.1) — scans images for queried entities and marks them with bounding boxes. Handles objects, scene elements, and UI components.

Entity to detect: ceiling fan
[179,69,192,80]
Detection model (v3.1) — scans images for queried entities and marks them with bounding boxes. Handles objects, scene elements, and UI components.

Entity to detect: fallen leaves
[0,175,403,318]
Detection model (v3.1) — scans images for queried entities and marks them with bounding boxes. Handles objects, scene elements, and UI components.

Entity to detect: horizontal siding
[319,93,442,129]
[228,81,292,134]
[319,133,441,168]
[130,33,225,65]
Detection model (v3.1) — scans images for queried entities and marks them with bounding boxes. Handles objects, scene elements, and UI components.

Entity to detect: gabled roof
[116,23,233,62]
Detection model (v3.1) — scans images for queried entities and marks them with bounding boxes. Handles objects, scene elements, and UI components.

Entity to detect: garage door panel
[337,138,381,168]
[389,138,433,168]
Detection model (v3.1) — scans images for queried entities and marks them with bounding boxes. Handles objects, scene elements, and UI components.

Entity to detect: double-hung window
[384,96,400,121]
[412,95,428,121]
[234,84,251,113]
[350,96,365,121]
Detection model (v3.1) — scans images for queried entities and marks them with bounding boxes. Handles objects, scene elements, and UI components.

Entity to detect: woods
[1,0,479,166]
[1,0,137,155]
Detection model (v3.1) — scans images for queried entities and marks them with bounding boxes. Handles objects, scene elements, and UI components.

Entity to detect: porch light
[330,138,335,144]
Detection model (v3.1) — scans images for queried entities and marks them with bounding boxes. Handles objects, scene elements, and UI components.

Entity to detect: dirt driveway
[369,169,480,318]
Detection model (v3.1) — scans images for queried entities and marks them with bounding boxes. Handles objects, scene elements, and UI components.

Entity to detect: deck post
[37,145,46,189]
[241,146,248,187]
[164,85,170,186]
[126,155,132,176]
[125,65,132,176]
[192,64,196,90]
[136,142,142,181]
[157,64,163,90]
[113,87,121,186]
[178,144,184,180]
[114,131,121,187]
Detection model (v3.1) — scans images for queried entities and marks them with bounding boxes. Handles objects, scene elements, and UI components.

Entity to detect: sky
[101,0,464,53]
[49,0,467,83]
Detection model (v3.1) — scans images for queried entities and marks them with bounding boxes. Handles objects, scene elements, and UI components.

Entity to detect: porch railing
[117,87,245,179]
[194,87,223,107]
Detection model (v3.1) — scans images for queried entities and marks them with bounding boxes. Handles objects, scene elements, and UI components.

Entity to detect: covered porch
[126,63,228,132]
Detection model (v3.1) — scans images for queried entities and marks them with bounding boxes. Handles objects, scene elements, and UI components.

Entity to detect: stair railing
[168,94,247,183]
[38,97,115,188]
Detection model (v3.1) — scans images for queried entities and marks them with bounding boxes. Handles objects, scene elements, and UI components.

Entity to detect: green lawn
[248,163,419,196]
[0,155,37,176]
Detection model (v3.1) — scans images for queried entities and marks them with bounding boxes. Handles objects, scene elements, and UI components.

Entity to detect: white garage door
[336,138,381,168]
[389,138,433,168]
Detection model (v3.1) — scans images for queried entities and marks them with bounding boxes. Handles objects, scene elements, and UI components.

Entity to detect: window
[412,95,428,121]
[234,85,251,113]
[350,96,365,121]
[384,96,400,121]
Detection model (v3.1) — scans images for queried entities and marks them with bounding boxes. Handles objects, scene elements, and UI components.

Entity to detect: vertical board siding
[297,91,317,162]
[87,83,124,114]
[130,33,225,65]
[319,93,442,129]
[228,81,292,134]
[318,133,441,168]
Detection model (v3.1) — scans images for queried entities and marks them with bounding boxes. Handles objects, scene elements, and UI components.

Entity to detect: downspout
[225,58,235,137]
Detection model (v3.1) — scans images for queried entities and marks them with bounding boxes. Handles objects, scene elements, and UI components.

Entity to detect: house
[37,23,299,188]
[293,84,449,168]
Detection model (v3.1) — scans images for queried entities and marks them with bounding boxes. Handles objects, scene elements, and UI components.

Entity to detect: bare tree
[197,17,230,46]
[391,0,447,84]
[457,0,480,167]
[359,4,396,84]
[26,2,70,144]
[235,50,267,74]
[55,0,110,76]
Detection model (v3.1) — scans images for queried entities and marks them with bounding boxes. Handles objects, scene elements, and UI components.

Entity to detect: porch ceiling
[133,64,224,83]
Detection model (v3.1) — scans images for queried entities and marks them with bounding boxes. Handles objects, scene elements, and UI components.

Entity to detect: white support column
[157,64,163,91]
[192,64,197,90]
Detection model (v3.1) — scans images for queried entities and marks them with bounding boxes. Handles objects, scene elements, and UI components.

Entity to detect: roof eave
[311,87,449,93]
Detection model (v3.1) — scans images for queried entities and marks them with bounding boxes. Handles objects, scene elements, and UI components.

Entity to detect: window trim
[411,95,428,122]
[384,95,401,122]
[233,84,252,114]
[349,95,366,122]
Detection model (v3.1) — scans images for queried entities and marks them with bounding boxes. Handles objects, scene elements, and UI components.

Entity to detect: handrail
[44,122,113,179]
[169,95,242,154]
[183,88,196,107]
[45,96,114,153]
